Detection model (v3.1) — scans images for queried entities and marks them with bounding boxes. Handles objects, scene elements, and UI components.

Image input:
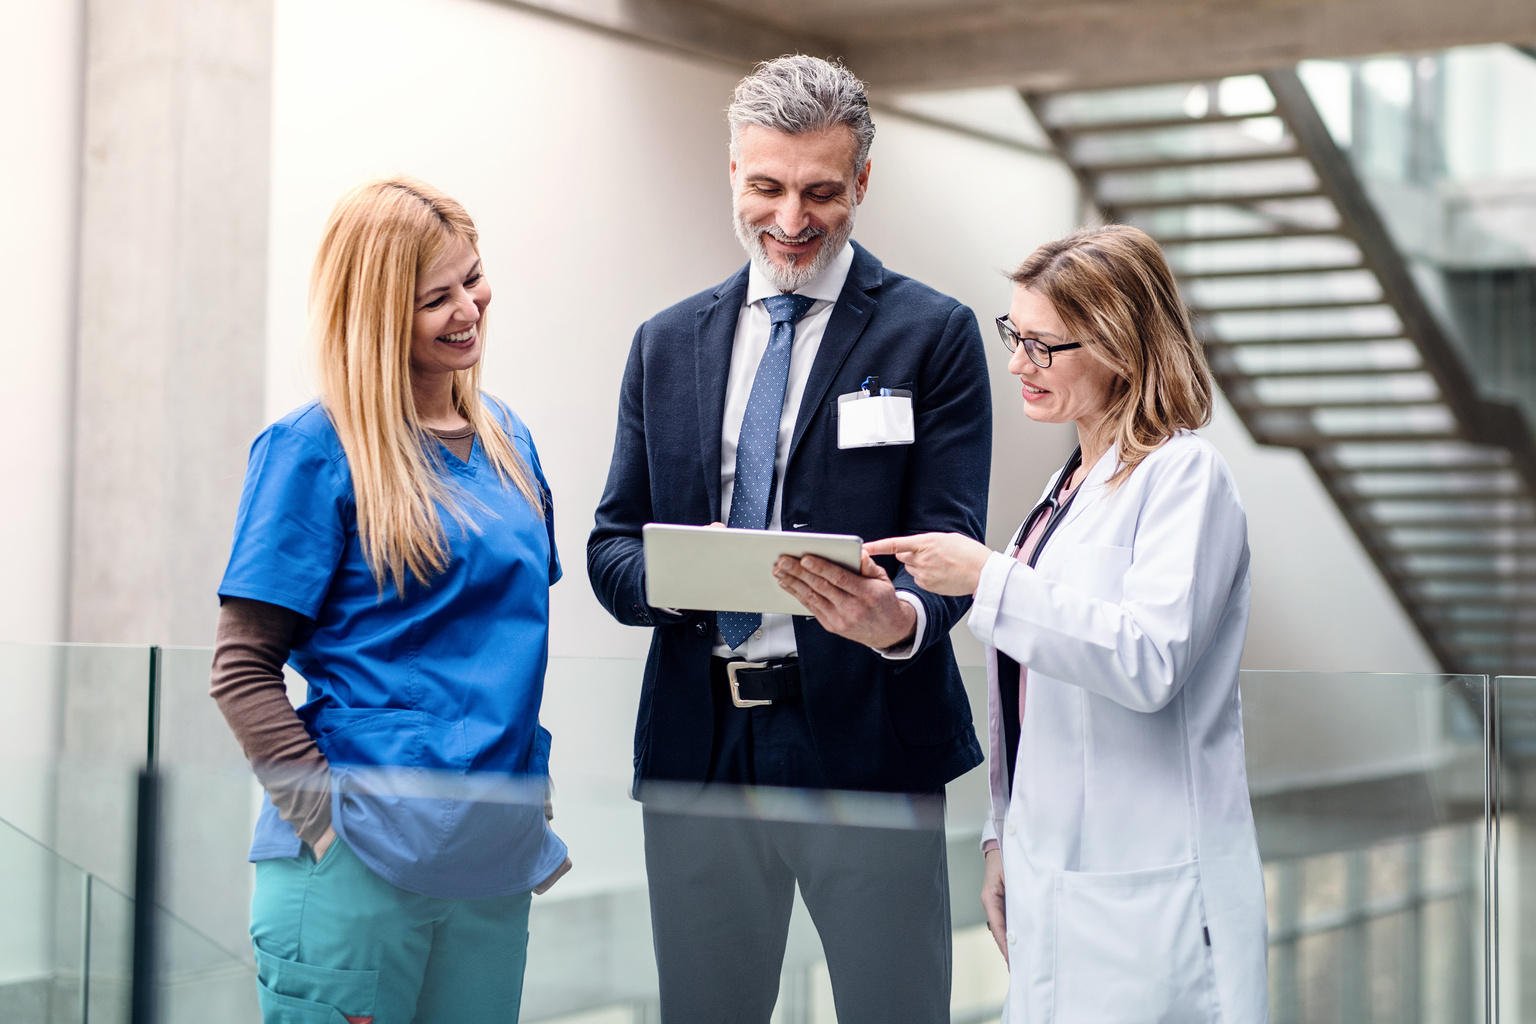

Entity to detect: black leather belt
[715,656,801,708]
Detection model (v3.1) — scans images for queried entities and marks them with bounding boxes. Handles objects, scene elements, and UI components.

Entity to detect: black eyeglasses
[995,316,1082,368]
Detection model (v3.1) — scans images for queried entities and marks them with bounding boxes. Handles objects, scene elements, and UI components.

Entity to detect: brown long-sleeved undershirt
[208,426,476,849]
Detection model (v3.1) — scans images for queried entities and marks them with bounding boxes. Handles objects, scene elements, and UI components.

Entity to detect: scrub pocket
[321,708,561,898]
[1052,859,1217,1023]
[254,943,378,1024]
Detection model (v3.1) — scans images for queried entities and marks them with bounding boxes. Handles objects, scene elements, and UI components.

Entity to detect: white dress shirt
[713,242,926,661]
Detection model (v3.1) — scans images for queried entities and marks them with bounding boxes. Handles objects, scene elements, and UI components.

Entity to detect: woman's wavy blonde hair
[1011,224,1213,487]
[311,177,542,595]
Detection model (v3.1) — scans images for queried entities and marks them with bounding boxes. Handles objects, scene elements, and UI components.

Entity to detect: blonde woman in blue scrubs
[210,178,569,1024]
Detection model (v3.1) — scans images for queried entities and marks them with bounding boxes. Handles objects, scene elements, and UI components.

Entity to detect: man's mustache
[761,224,826,246]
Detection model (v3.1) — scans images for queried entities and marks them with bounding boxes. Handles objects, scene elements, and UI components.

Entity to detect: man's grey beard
[732,202,856,293]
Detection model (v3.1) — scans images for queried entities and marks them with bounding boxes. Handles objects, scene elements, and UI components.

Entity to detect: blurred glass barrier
[1299,47,1536,432]
[0,642,258,1023]
[1243,671,1489,1024]
[0,647,1503,1022]
[1495,675,1536,1024]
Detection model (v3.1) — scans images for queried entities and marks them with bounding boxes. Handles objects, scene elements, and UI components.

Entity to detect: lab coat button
[1005,929,1016,945]
[694,621,709,637]
[1005,821,1017,836]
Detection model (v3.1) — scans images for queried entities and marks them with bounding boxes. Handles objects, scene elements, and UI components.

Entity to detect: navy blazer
[588,242,992,793]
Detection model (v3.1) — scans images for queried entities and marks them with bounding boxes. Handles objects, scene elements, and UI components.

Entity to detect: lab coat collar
[1055,444,1121,534]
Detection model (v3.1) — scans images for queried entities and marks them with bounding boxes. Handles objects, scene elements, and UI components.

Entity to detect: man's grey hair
[728,55,875,170]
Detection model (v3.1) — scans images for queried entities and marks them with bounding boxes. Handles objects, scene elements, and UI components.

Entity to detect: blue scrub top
[220,398,567,899]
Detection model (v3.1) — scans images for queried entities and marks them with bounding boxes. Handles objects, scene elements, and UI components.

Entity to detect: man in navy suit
[588,55,992,1023]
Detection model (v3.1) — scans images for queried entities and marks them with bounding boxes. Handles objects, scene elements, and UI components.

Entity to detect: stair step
[1048,112,1273,135]
[1215,361,1422,380]
[1154,226,1344,246]
[1077,148,1301,175]
[1103,188,1324,212]
[1180,262,1366,280]
[1194,297,1391,315]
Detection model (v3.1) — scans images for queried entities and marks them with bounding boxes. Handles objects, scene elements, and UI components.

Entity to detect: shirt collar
[745,241,856,308]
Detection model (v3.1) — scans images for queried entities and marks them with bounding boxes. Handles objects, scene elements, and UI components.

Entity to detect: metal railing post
[130,646,163,1024]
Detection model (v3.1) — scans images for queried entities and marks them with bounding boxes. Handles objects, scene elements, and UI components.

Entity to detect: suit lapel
[695,266,750,522]
[788,242,883,461]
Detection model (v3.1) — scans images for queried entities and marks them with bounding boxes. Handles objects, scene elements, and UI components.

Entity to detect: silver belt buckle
[727,660,773,708]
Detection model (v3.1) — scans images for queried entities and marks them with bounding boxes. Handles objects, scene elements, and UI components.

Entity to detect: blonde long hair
[311,177,542,595]
[1011,225,1213,487]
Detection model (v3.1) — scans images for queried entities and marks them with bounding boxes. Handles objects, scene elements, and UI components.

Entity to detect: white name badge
[837,390,915,449]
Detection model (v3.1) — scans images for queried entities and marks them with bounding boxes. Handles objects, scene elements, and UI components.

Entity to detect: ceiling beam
[844,0,1536,91]
[486,0,1535,94]
[486,0,837,71]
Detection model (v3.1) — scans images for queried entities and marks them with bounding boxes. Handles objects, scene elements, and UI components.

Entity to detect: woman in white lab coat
[868,225,1268,1023]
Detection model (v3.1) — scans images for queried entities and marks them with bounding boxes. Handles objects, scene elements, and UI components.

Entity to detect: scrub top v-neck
[220,398,565,900]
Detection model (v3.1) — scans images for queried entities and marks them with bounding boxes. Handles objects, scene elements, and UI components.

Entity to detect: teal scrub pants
[250,838,532,1024]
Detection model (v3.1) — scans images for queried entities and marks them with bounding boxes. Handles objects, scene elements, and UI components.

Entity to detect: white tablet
[643,523,864,615]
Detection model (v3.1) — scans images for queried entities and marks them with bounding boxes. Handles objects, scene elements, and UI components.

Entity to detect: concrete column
[69,0,272,645]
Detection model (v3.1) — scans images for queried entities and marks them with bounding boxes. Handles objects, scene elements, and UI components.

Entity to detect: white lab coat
[971,432,1268,1023]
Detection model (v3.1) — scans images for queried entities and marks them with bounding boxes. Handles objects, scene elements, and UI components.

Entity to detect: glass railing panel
[1299,47,1536,429]
[31,651,1500,1022]
[0,643,153,896]
[155,646,261,969]
[1241,671,1488,1024]
[1,800,140,1024]
[1495,676,1536,1020]
[0,814,95,1023]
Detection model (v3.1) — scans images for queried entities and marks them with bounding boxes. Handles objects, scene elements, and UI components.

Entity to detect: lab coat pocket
[1052,859,1217,1024]
[1052,543,1133,603]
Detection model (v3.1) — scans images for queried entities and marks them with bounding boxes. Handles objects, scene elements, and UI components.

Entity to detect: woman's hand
[864,533,993,596]
[533,856,573,895]
[311,826,337,862]
[982,847,1008,964]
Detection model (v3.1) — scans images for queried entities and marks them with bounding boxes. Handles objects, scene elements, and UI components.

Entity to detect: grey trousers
[641,803,952,1024]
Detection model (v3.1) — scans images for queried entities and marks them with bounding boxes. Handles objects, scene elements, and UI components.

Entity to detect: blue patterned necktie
[718,292,818,651]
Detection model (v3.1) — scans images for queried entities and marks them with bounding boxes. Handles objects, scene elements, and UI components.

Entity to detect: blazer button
[694,621,709,637]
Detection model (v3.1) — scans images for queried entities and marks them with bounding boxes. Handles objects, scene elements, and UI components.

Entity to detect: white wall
[0,0,80,643]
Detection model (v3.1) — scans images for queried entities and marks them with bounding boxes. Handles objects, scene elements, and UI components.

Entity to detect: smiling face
[410,236,490,382]
[1006,285,1121,438]
[730,124,869,291]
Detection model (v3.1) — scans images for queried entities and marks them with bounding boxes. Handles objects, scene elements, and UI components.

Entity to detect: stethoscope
[998,444,1085,792]
[1008,445,1085,568]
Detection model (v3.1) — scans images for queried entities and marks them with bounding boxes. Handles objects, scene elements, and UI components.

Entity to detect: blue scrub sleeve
[526,441,562,587]
[495,396,561,587]
[221,423,350,619]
